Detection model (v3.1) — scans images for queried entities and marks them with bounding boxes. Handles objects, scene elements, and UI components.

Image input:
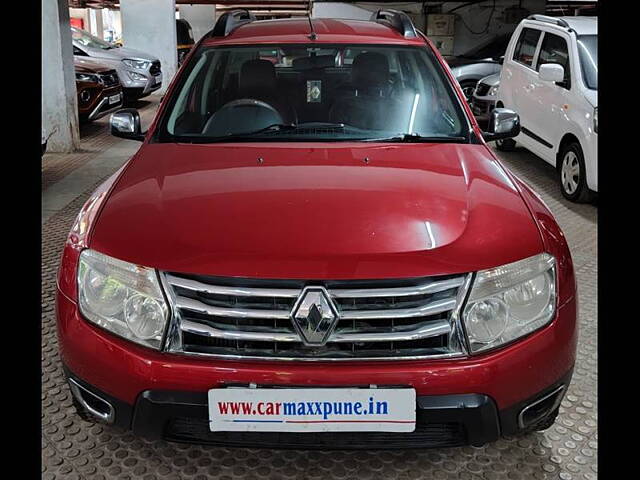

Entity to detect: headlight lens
[593,107,598,133]
[463,253,556,353]
[127,71,147,81]
[488,83,500,96]
[122,58,151,70]
[76,72,100,83]
[77,249,168,349]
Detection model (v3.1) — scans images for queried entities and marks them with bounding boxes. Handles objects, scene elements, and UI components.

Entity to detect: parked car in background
[471,73,500,122]
[75,57,124,123]
[58,11,577,449]
[445,33,510,102]
[496,15,597,202]
[71,27,162,102]
[177,19,195,65]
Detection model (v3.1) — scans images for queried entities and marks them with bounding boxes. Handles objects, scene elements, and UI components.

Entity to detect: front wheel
[559,142,593,203]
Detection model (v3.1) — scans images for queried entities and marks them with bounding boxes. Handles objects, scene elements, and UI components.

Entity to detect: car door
[526,30,574,165]
[505,27,544,155]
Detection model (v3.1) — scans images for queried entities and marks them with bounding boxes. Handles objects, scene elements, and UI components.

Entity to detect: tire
[459,80,477,104]
[558,141,593,203]
[495,138,516,151]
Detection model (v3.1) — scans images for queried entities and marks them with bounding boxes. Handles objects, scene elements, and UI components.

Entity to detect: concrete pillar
[89,8,104,40]
[42,0,80,153]
[178,4,216,42]
[121,0,178,95]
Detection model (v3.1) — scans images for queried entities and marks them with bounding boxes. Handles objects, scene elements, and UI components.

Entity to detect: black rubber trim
[521,126,553,149]
[63,364,574,448]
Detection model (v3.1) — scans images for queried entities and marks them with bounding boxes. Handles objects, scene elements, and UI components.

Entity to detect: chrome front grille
[475,82,491,96]
[162,273,471,360]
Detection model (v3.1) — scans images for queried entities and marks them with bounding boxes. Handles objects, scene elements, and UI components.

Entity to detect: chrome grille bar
[340,298,457,320]
[181,319,451,343]
[163,272,470,360]
[166,274,301,298]
[176,297,290,320]
[330,277,465,298]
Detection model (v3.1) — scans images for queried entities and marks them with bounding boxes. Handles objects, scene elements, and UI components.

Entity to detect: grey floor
[42,98,597,480]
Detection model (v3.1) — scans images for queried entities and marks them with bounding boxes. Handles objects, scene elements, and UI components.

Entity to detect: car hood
[90,143,543,279]
[74,56,113,74]
[77,43,159,63]
[445,56,495,69]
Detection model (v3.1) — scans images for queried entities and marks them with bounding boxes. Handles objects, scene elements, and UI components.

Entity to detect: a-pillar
[120,0,178,95]
[42,0,80,152]
[178,4,216,42]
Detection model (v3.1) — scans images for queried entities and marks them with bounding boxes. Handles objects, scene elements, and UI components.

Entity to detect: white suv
[496,15,597,202]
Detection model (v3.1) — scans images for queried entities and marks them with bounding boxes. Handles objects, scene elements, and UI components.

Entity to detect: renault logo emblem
[290,287,339,345]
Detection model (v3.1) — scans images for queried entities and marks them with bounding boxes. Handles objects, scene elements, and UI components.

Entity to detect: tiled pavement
[42,98,597,479]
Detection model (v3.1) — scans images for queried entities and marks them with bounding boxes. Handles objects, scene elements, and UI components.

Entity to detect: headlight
[463,253,556,353]
[593,107,598,133]
[127,71,147,81]
[122,58,151,70]
[77,249,169,349]
[76,72,100,83]
[488,84,500,96]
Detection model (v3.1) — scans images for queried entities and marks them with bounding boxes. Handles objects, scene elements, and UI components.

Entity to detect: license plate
[208,387,416,432]
[108,94,121,105]
[154,75,162,85]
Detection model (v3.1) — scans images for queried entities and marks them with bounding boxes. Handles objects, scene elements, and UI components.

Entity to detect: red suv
[56,10,577,449]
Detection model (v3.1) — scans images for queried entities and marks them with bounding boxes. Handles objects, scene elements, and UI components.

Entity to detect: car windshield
[577,35,597,90]
[160,44,469,143]
[71,27,115,50]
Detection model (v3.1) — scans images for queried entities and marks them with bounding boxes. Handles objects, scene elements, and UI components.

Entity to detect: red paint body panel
[88,143,543,279]
[57,288,577,409]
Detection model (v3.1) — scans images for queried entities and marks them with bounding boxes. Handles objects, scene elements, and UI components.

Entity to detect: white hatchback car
[496,15,597,202]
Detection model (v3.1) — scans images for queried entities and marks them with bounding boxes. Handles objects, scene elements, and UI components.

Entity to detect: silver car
[71,27,162,102]
[471,73,500,121]
[445,34,510,102]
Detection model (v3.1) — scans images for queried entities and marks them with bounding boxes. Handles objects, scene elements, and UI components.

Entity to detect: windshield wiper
[193,123,297,142]
[363,133,467,143]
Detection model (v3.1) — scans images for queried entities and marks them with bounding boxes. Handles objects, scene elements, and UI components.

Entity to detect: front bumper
[64,365,572,448]
[57,283,577,442]
[86,87,124,121]
[117,67,162,97]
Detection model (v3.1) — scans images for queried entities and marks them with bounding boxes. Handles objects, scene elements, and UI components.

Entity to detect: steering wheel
[202,99,284,137]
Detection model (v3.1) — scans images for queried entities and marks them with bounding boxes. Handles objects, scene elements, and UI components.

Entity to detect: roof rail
[527,14,571,29]
[371,9,417,38]
[209,9,256,37]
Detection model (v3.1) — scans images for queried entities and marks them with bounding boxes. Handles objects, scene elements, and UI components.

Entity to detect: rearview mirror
[482,108,520,142]
[110,109,145,141]
[538,63,564,83]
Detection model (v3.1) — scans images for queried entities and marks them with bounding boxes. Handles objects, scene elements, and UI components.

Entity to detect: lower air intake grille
[163,273,469,360]
[165,417,466,449]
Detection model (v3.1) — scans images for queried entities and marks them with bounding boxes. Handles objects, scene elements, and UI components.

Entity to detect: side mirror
[539,63,564,83]
[483,108,520,142]
[110,109,145,141]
